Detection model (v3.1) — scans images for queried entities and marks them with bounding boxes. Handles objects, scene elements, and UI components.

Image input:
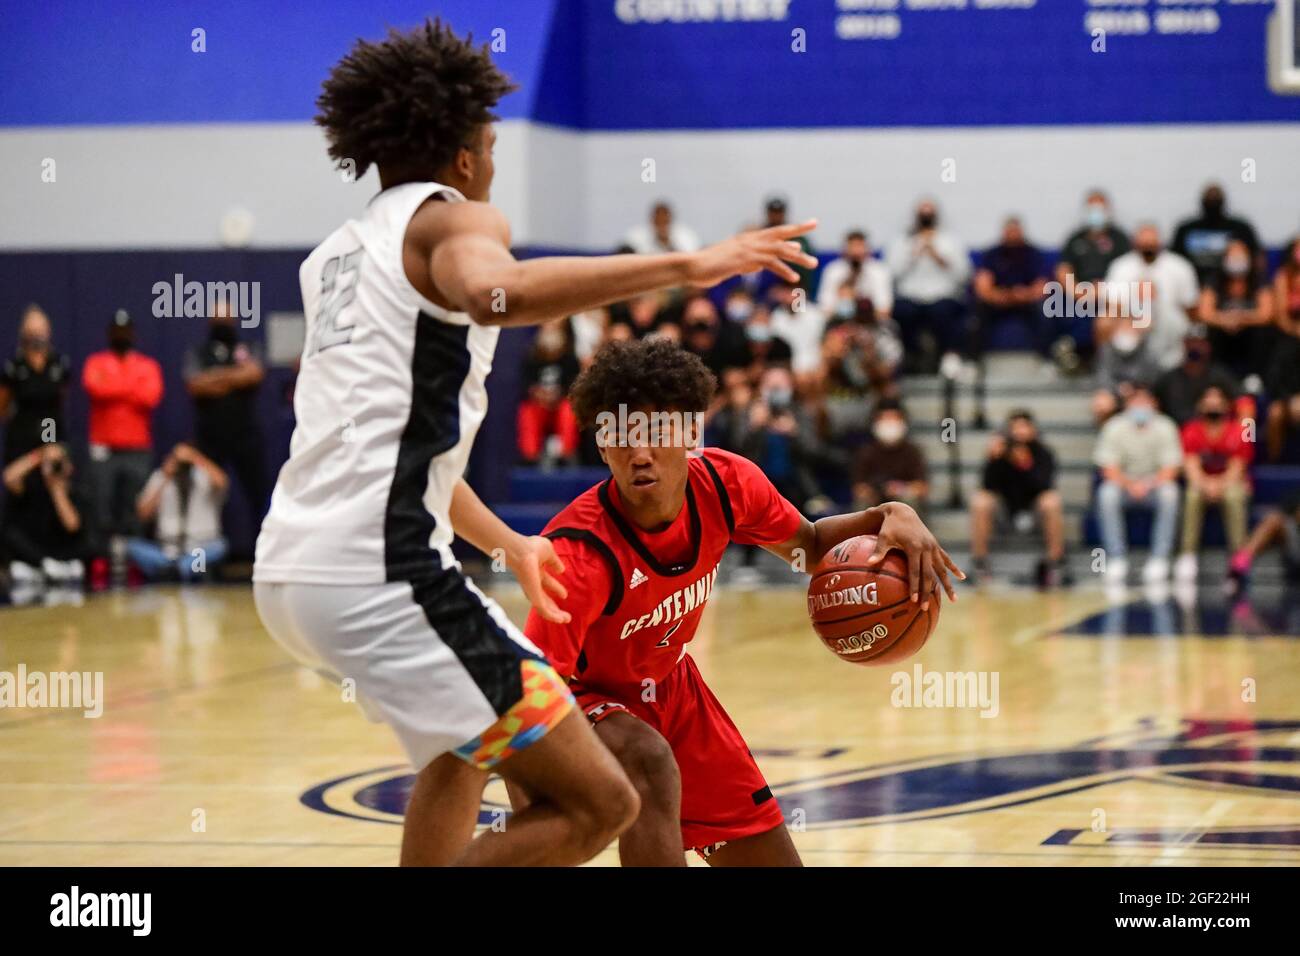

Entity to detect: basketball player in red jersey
[515,339,963,865]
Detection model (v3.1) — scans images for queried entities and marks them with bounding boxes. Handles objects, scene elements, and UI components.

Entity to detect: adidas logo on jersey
[629,567,649,589]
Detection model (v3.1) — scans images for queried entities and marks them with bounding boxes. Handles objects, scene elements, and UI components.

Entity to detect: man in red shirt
[82,310,164,558]
[1175,383,1253,582]
[515,339,962,865]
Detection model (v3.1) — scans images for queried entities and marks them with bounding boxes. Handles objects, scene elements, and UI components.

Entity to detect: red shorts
[571,653,784,852]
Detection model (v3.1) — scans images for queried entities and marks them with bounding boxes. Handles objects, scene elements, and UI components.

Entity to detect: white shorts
[254,571,566,771]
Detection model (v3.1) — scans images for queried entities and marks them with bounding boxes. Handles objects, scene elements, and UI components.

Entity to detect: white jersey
[254,182,499,584]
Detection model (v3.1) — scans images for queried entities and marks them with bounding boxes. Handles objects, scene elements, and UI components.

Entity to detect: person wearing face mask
[183,299,269,540]
[886,199,972,374]
[680,295,748,379]
[1172,184,1263,288]
[851,400,928,512]
[1152,328,1240,427]
[1103,223,1200,371]
[82,309,164,565]
[0,304,72,465]
[1057,190,1131,361]
[740,307,793,379]
[1174,385,1253,584]
[1092,315,1163,425]
[1197,238,1277,379]
[517,319,582,467]
[816,229,893,322]
[1093,383,1184,583]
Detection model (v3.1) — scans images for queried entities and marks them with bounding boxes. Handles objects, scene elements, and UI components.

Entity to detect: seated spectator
[1056,190,1131,360]
[1093,384,1183,583]
[722,286,757,326]
[1228,489,1300,595]
[1092,315,1163,424]
[817,229,893,322]
[1,304,72,464]
[1263,318,1300,462]
[569,309,609,367]
[1153,327,1240,427]
[973,216,1051,355]
[516,320,581,466]
[851,399,928,512]
[1274,237,1300,335]
[762,195,816,295]
[680,294,749,380]
[127,443,228,582]
[2,443,86,587]
[1198,238,1276,380]
[970,410,1066,586]
[887,199,971,373]
[623,200,700,255]
[739,306,794,383]
[1103,224,1199,371]
[609,291,666,340]
[767,281,827,391]
[818,317,900,443]
[1175,385,1252,583]
[1172,183,1263,288]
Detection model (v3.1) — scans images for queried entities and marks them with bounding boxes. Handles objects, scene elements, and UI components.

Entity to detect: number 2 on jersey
[309,248,362,356]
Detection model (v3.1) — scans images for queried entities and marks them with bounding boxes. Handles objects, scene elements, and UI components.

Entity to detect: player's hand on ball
[508,535,571,624]
[866,503,964,609]
[686,220,819,287]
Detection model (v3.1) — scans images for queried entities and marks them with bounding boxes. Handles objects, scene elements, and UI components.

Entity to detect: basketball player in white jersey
[253,20,818,866]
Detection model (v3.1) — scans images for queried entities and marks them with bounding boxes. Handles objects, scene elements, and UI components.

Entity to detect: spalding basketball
[807,534,939,665]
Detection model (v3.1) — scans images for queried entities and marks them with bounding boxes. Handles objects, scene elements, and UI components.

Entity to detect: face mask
[210,323,238,346]
[109,333,132,354]
[765,387,792,408]
[726,302,753,323]
[1139,248,1159,264]
[835,299,856,319]
[1223,256,1250,277]
[20,335,49,353]
[916,212,937,230]
[1128,405,1154,425]
[1085,205,1108,230]
[874,419,907,444]
[746,324,772,343]
[1111,330,1140,355]
[1202,196,1225,219]
[1185,344,1209,364]
[1202,409,1227,422]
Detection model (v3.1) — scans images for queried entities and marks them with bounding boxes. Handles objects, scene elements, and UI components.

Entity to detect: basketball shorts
[254,570,573,773]
[571,653,785,853]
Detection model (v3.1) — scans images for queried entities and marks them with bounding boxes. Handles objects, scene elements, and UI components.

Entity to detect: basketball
[807,534,939,666]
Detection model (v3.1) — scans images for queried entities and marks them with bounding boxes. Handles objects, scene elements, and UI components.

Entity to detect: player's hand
[508,535,571,624]
[866,502,964,609]
[685,220,819,288]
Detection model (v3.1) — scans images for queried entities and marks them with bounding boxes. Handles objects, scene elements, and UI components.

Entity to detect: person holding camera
[1,442,86,587]
[970,410,1068,586]
[126,442,229,582]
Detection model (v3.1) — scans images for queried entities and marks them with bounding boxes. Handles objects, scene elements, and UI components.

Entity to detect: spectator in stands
[970,410,1067,586]
[1175,385,1252,583]
[1092,314,1163,424]
[1153,327,1240,427]
[184,300,268,533]
[569,309,609,367]
[623,200,700,255]
[680,294,748,379]
[851,399,928,512]
[1264,318,1300,462]
[82,309,163,564]
[127,442,228,582]
[887,199,971,374]
[1104,223,1199,371]
[1056,189,1131,360]
[1093,383,1183,583]
[973,216,1051,355]
[818,317,901,443]
[739,306,794,383]
[767,280,827,390]
[1228,489,1300,595]
[762,195,816,294]
[817,229,893,322]
[1172,183,1263,288]
[1275,237,1300,334]
[517,320,581,466]
[0,305,71,464]
[723,286,757,326]
[1198,238,1276,380]
[610,291,667,340]
[2,443,85,588]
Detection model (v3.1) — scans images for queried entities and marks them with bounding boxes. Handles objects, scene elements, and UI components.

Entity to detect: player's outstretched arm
[770,503,964,610]
[429,202,818,327]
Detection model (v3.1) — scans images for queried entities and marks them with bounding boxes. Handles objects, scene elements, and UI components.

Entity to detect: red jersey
[1181,417,1253,478]
[525,448,802,694]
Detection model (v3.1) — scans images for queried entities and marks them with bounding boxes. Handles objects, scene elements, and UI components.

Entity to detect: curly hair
[315,19,516,179]
[569,339,717,430]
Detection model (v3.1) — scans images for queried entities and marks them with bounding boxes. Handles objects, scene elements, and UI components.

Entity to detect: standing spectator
[1174,385,1252,583]
[973,216,1051,355]
[851,400,928,511]
[767,281,827,389]
[0,305,72,464]
[1104,224,1199,371]
[817,229,893,322]
[516,320,581,466]
[1198,238,1276,379]
[1092,315,1163,424]
[82,309,163,559]
[1172,183,1262,288]
[127,442,229,582]
[1057,189,1131,359]
[183,300,268,532]
[623,200,700,255]
[2,443,85,586]
[761,195,816,294]
[1093,384,1183,583]
[1153,328,1240,427]
[887,199,971,373]
[970,411,1067,586]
